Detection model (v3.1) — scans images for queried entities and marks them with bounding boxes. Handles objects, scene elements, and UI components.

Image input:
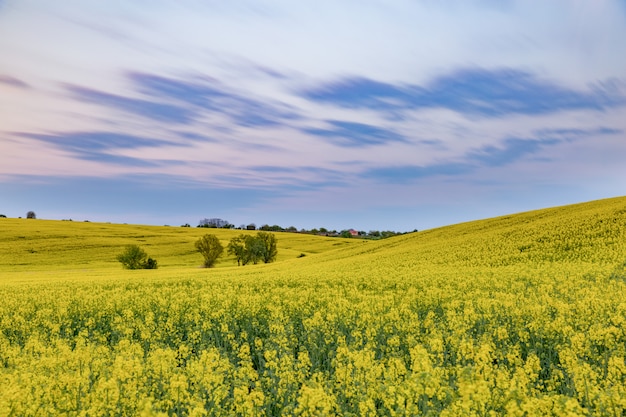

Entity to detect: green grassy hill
[1,196,625,415]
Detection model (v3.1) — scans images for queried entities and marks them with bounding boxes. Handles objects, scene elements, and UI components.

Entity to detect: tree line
[193,218,412,239]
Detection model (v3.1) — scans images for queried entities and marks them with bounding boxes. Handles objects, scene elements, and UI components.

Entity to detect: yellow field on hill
[0,220,358,275]
[1,196,626,416]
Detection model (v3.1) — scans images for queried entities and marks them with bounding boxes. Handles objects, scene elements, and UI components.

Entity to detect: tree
[227,234,247,266]
[227,234,262,265]
[198,218,231,228]
[340,230,353,238]
[117,245,157,270]
[195,234,224,268]
[26,211,36,219]
[227,232,278,266]
[259,224,282,232]
[256,231,278,263]
[244,235,265,265]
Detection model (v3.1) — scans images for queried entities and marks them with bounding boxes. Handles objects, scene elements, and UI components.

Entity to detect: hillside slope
[260,195,626,284]
[2,196,624,277]
[1,196,625,283]
[0,219,358,273]
[1,196,626,415]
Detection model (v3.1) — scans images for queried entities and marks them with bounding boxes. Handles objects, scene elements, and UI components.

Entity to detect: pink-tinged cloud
[0,75,30,89]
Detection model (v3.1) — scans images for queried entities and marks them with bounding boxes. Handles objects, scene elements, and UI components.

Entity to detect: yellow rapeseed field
[1,196,625,416]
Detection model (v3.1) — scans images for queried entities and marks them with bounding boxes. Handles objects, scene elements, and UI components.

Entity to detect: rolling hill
[1,196,625,415]
[0,219,359,275]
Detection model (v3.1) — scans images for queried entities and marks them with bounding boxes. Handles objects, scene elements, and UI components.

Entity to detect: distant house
[348,229,359,237]
[246,224,256,231]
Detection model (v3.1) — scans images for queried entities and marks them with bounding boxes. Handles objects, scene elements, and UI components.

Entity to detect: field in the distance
[1,196,626,416]
[0,220,359,275]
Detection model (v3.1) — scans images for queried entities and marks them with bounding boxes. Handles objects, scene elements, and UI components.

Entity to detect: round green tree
[256,231,278,263]
[195,234,224,268]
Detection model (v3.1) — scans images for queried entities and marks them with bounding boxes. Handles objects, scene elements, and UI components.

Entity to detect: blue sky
[1,1,625,231]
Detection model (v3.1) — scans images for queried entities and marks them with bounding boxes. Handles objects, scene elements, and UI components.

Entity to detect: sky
[1,0,625,232]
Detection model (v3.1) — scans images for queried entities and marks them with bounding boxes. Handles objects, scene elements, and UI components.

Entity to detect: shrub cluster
[116,245,158,270]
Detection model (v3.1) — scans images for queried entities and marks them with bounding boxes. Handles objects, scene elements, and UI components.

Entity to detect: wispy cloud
[302,120,406,147]
[64,71,302,129]
[301,68,625,117]
[365,162,474,183]
[66,85,195,124]
[249,165,349,189]
[364,127,623,183]
[128,72,301,127]
[467,137,560,167]
[533,127,623,139]
[19,131,186,167]
[0,75,30,89]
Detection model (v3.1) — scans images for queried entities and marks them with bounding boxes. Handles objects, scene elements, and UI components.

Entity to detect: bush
[143,257,158,269]
[195,234,224,268]
[116,245,158,270]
